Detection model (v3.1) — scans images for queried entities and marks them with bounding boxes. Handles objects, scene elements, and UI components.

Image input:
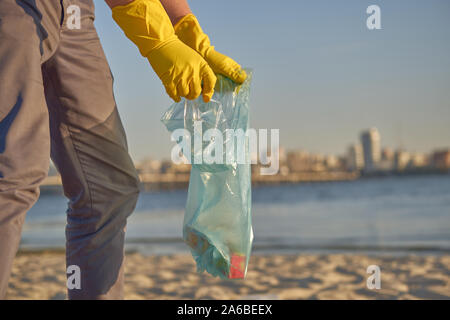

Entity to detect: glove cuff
[174,13,211,57]
[112,0,177,57]
[173,13,198,33]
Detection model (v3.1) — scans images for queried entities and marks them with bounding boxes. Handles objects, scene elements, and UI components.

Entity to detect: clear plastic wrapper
[161,70,253,279]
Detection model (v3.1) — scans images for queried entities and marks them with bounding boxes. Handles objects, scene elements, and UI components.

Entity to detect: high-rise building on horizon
[347,143,364,171]
[394,149,411,171]
[360,127,381,172]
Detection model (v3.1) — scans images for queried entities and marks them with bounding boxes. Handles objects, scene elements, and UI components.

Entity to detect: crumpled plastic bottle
[161,70,253,279]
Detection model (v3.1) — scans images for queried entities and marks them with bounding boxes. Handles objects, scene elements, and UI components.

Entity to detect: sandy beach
[6,251,449,300]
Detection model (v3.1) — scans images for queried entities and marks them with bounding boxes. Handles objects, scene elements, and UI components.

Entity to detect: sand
[6,252,450,300]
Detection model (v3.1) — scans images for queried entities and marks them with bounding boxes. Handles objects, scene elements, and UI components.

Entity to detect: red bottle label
[229,254,245,279]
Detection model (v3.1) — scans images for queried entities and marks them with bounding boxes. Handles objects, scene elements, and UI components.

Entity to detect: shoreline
[40,171,450,193]
[17,245,450,258]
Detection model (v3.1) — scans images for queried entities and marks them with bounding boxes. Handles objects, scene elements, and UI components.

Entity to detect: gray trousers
[0,0,140,299]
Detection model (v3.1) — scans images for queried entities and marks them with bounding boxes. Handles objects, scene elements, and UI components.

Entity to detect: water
[20,174,450,255]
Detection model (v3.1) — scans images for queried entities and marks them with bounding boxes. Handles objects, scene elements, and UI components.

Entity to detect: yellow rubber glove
[174,14,247,84]
[112,0,216,102]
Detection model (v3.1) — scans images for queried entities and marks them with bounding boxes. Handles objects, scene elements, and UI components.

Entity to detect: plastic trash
[161,70,253,279]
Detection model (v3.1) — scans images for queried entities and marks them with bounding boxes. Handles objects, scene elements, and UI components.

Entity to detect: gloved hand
[174,14,247,84]
[112,0,216,102]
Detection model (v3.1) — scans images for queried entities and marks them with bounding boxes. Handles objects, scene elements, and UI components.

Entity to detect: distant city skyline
[48,125,449,177]
[133,126,449,167]
[93,0,450,161]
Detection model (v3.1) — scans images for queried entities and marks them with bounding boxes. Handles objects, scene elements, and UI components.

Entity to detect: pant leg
[42,0,140,300]
[0,0,62,299]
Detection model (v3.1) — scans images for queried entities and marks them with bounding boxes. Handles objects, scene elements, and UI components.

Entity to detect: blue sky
[94,0,450,161]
